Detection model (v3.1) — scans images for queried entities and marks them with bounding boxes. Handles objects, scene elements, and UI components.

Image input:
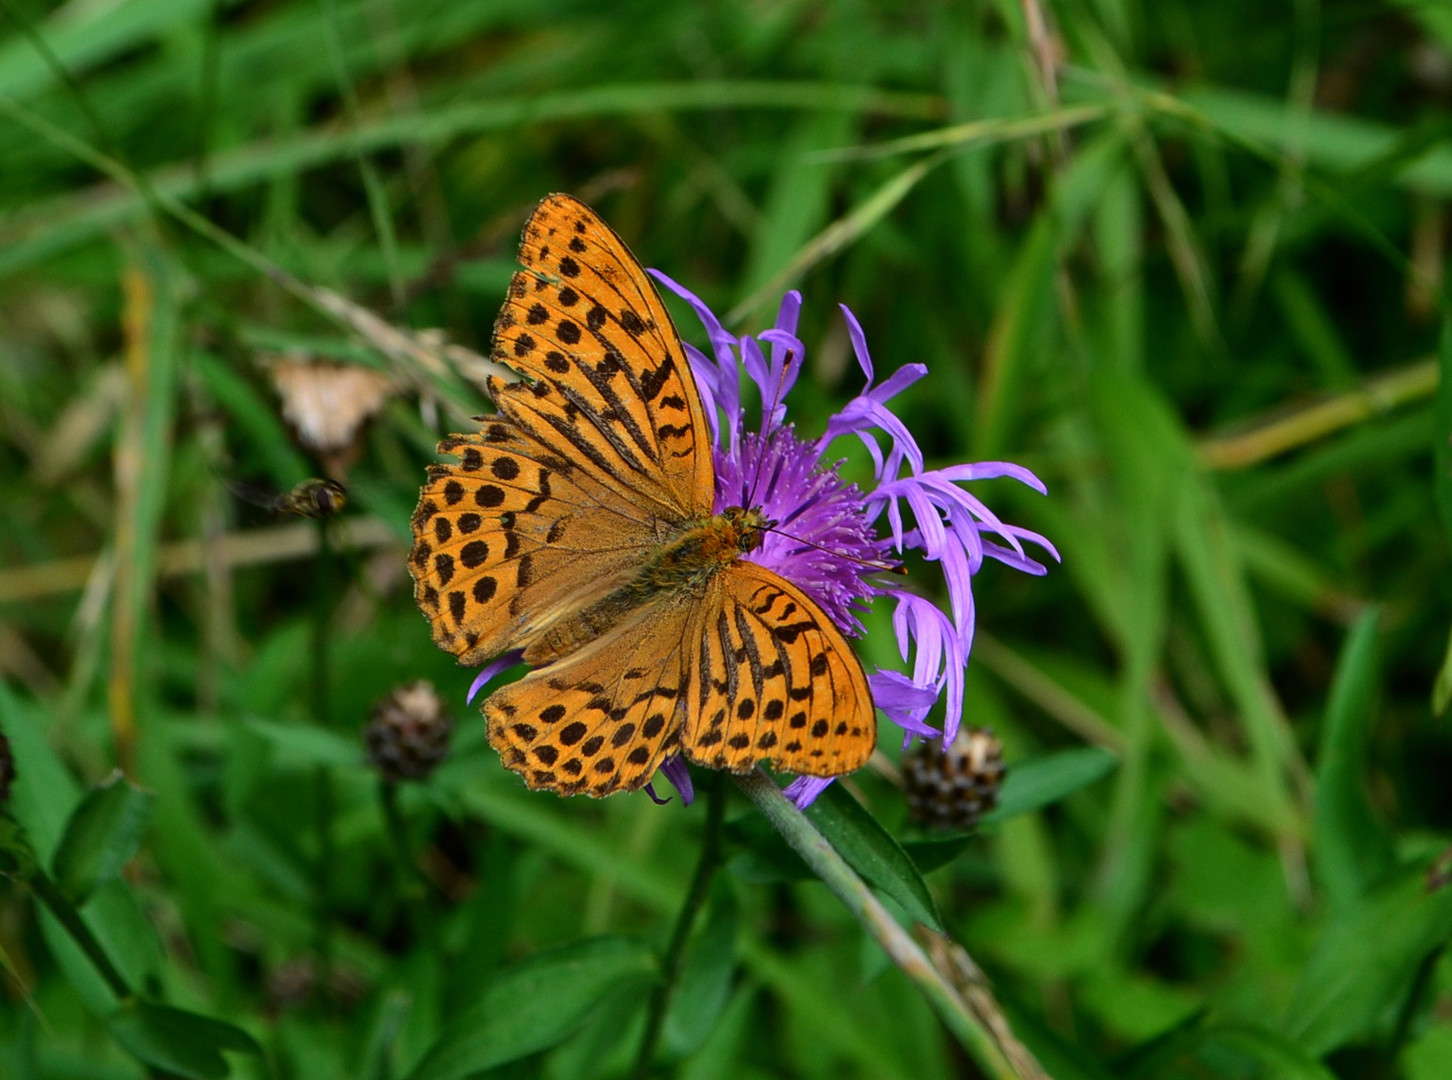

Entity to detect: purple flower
[651,274,1058,809]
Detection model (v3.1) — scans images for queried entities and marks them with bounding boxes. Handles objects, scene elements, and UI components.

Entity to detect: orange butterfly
[410,194,875,797]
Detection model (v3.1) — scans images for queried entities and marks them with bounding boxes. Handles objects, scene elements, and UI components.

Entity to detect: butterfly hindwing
[484,602,694,796]
[683,561,875,777]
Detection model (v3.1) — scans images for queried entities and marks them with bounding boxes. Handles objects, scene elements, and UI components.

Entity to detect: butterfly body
[636,506,768,592]
[527,506,768,665]
[411,194,876,797]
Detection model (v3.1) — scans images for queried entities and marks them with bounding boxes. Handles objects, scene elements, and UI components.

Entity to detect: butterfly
[409,194,875,797]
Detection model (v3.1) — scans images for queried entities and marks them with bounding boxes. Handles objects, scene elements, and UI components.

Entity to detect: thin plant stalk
[633,772,727,1077]
[312,520,337,982]
[26,869,132,1002]
[734,768,1031,1080]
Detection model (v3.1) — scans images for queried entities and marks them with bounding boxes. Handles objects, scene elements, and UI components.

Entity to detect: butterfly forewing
[484,603,694,796]
[683,561,875,777]
[493,194,714,515]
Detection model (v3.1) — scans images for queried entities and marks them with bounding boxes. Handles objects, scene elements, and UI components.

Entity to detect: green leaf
[1313,610,1396,908]
[739,110,853,305]
[1212,1026,1341,1080]
[356,990,413,1080]
[243,718,365,769]
[404,936,657,1080]
[987,746,1118,822]
[724,812,813,882]
[1174,465,1300,832]
[998,994,1119,1080]
[51,772,154,905]
[107,999,260,1080]
[663,878,739,1057]
[189,350,310,484]
[976,212,1058,458]
[1115,1008,1211,1079]
[543,979,651,1080]
[900,835,975,875]
[1435,623,1452,719]
[1285,864,1452,1056]
[805,782,943,931]
[1121,1016,1337,1080]
[0,683,81,862]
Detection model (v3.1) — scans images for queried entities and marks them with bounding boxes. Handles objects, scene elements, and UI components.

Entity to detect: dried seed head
[265,958,316,1012]
[902,727,1006,831]
[363,681,455,782]
[269,356,396,455]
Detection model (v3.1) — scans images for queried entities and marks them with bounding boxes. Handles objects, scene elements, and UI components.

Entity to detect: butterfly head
[720,505,771,555]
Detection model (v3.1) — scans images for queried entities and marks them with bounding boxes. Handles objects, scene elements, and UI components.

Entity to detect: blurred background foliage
[2,0,1452,1077]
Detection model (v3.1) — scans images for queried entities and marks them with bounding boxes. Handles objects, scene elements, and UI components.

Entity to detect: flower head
[651,274,1058,808]
[364,680,456,783]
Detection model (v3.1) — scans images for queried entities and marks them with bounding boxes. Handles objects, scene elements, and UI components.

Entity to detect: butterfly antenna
[744,350,795,510]
[760,524,907,575]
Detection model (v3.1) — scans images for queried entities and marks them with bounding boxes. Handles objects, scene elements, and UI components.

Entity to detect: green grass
[2,1,1452,1077]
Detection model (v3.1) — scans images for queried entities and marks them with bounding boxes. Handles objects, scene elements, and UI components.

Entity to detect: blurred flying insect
[228,478,348,520]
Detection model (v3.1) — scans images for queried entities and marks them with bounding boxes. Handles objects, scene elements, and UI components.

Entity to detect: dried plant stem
[918,927,1051,1080]
[1197,357,1438,469]
[0,518,398,605]
[106,263,154,776]
[734,769,1041,1080]
[974,632,1124,751]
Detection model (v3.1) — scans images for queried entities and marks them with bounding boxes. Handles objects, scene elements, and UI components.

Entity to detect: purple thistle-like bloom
[651,273,1058,809]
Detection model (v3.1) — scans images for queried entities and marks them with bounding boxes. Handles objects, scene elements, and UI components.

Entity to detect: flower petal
[784,774,835,810]
[936,460,1048,494]
[467,650,523,704]
[658,756,695,806]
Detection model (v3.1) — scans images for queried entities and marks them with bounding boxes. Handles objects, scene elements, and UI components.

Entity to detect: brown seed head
[363,680,455,783]
[902,726,1006,831]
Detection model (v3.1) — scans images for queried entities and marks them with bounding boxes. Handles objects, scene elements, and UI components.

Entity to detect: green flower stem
[734,769,1021,1080]
[313,764,336,977]
[633,771,727,1078]
[312,520,337,980]
[27,868,132,1002]
[377,779,446,966]
[378,781,417,885]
